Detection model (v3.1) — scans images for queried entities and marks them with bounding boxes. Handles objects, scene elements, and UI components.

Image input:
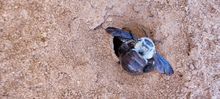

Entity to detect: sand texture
[0,0,220,98]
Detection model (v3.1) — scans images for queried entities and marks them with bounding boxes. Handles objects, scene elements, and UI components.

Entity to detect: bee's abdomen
[120,50,147,75]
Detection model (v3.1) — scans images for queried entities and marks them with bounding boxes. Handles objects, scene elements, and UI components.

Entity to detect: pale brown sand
[0,0,219,98]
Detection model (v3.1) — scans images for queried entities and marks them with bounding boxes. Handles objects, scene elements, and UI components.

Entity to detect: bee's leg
[153,52,174,75]
[143,58,155,73]
[143,65,154,73]
[153,39,162,45]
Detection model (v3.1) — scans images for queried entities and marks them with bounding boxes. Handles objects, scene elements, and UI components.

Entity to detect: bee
[105,26,174,75]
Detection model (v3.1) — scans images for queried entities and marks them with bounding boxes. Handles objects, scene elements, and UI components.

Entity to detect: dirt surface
[0,0,220,98]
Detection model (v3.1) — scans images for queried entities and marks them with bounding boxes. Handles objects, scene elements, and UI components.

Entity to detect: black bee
[106,27,174,75]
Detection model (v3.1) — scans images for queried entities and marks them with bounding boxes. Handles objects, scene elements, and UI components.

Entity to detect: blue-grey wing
[105,27,136,40]
[120,50,147,75]
[153,52,174,75]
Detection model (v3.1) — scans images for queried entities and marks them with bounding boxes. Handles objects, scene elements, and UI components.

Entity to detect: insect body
[106,27,174,75]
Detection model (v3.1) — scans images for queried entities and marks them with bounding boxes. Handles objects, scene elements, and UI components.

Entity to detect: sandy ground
[0,0,220,98]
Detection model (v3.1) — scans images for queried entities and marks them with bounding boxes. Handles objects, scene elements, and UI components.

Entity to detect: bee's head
[134,37,156,60]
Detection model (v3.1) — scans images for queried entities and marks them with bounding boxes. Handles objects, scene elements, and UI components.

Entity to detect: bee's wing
[106,27,136,57]
[153,52,174,75]
[105,27,136,40]
[120,50,147,74]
